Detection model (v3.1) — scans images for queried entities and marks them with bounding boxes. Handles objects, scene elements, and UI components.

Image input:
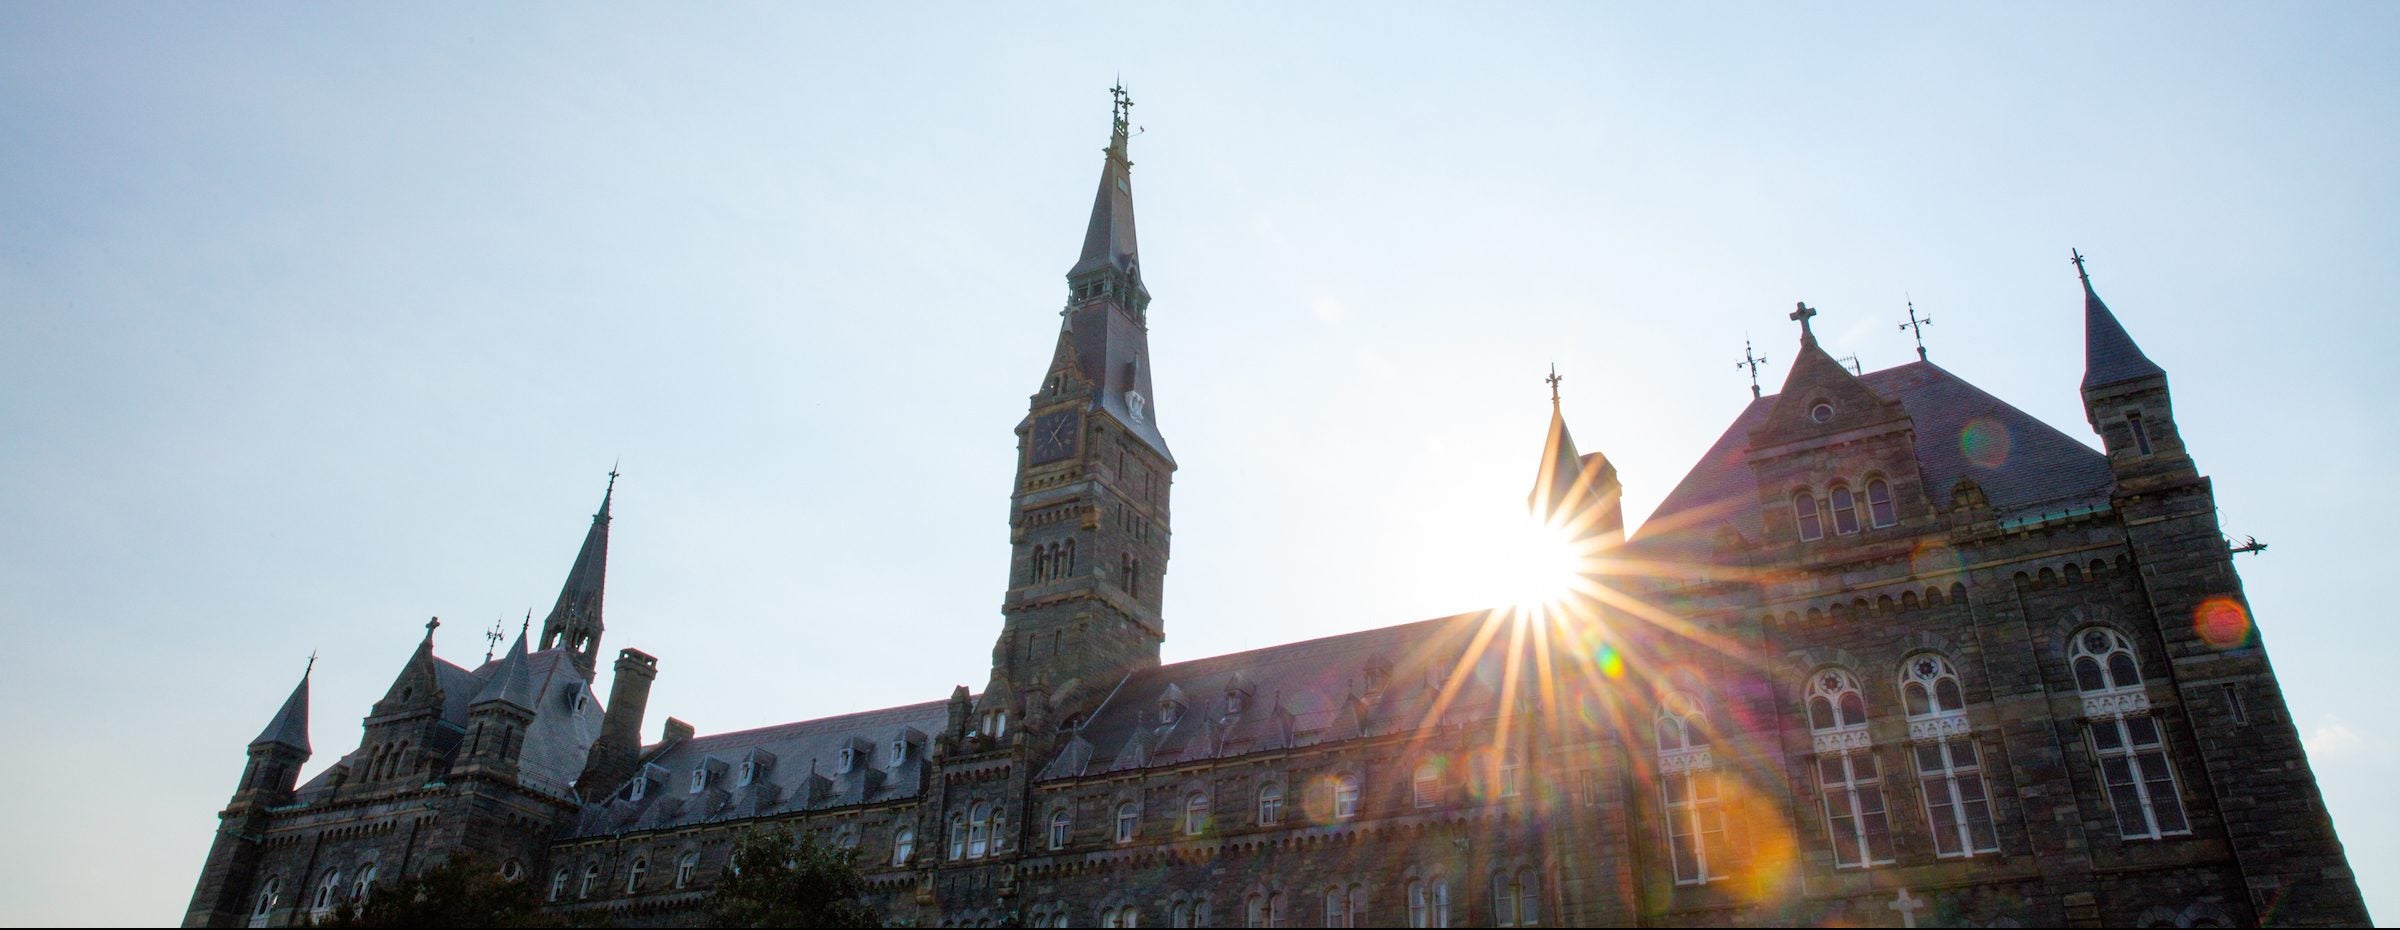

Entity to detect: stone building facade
[186,91,2368,928]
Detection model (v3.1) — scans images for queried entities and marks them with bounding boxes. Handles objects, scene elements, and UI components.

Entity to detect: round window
[1810,402,1835,423]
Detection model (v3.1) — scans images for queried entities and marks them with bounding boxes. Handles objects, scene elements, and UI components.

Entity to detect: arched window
[837,826,861,850]
[626,856,647,894]
[1324,885,1349,928]
[1257,782,1284,825]
[350,862,377,903]
[1794,491,1823,541]
[1866,478,1896,527]
[1807,668,1868,733]
[579,861,600,899]
[1656,693,1723,886]
[549,868,569,902]
[249,877,281,928]
[1829,483,1860,534]
[1185,791,1211,835]
[1246,893,1265,929]
[892,826,915,867]
[1032,546,1049,584]
[969,801,993,858]
[1063,538,1076,576]
[1116,801,1139,843]
[1413,760,1442,808]
[312,869,342,914]
[2072,627,2143,693]
[1049,808,1072,849]
[1901,654,1965,718]
[947,813,967,860]
[676,852,700,888]
[1333,773,1361,820]
[1171,900,1195,928]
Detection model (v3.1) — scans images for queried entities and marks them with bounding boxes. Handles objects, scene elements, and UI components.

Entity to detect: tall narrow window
[1324,885,1349,928]
[1866,478,1895,527]
[1032,546,1048,584]
[1515,869,1540,926]
[1247,894,1265,929]
[676,852,699,888]
[1413,760,1442,808]
[351,863,377,903]
[893,827,915,867]
[2073,628,2187,839]
[249,877,282,928]
[1258,783,1284,825]
[1794,491,1823,541]
[625,857,647,894]
[1913,738,1997,856]
[1406,881,1426,929]
[969,802,992,858]
[1063,538,1077,576]
[1116,802,1139,843]
[1490,871,1517,927]
[948,814,967,860]
[313,870,341,913]
[1657,694,1724,885]
[1334,774,1361,820]
[1808,668,1889,867]
[1049,808,1072,850]
[1185,791,1211,836]
[549,868,568,902]
[580,862,599,899]
[1830,484,1860,534]
[1499,752,1523,799]
[2127,412,2153,455]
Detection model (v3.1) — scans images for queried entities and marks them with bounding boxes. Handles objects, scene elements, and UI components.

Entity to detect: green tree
[314,855,568,928]
[704,829,880,928]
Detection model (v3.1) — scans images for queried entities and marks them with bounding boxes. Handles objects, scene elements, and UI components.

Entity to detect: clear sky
[3,4,2395,926]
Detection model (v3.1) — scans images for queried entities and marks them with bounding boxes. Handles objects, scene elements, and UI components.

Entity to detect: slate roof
[294,645,601,802]
[1040,612,1523,779]
[2081,278,2165,391]
[566,700,949,837]
[251,673,311,752]
[1632,361,2114,563]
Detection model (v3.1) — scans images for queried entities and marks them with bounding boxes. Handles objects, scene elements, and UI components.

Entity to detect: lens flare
[2194,597,2251,649]
[1502,518,1584,612]
[1959,417,2011,469]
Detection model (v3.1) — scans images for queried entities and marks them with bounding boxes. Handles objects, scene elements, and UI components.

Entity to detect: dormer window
[569,690,588,713]
[1158,685,1186,726]
[628,777,648,802]
[838,746,856,773]
[738,760,757,786]
[891,736,908,765]
[1364,661,1390,695]
[689,765,708,793]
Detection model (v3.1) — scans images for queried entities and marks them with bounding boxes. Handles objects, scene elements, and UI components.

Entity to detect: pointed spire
[471,630,537,711]
[251,664,312,752]
[1528,372,1625,542]
[1069,83,1142,281]
[2074,249,2166,391]
[539,475,614,680]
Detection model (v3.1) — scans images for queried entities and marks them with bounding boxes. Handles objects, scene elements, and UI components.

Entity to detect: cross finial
[1735,337,1771,398]
[606,460,620,494]
[522,608,532,639]
[424,616,440,641]
[1789,301,1818,337]
[1545,364,1563,405]
[305,650,317,677]
[2070,248,2091,288]
[484,618,505,664]
[1897,296,1933,362]
[1109,81,1134,146]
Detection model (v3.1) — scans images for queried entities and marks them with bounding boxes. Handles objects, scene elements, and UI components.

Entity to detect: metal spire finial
[484,618,505,664]
[606,461,620,494]
[2070,248,2092,288]
[305,650,317,677]
[1109,81,1134,152]
[1736,337,1771,398]
[1897,296,1933,362]
[1545,364,1563,405]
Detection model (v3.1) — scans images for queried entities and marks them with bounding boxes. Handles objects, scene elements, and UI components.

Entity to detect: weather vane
[1736,338,1771,398]
[1898,296,1933,362]
[485,618,505,663]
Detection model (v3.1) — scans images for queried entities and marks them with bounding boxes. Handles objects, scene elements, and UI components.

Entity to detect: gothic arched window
[947,813,967,860]
[1807,668,1869,733]
[676,852,699,888]
[249,877,281,928]
[969,802,993,858]
[1185,791,1210,835]
[1115,801,1139,843]
[549,868,568,902]
[350,862,377,903]
[626,856,647,894]
[1257,782,1284,826]
[2072,627,2143,694]
[579,861,599,899]
[1049,808,1071,850]
[1656,693,1723,886]
[1901,655,1965,718]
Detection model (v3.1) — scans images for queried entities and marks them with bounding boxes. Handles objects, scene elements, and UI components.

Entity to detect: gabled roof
[296,645,601,802]
[1633,361,2114,563]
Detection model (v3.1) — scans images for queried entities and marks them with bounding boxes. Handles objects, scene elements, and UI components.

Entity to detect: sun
[1500,517,1587,613]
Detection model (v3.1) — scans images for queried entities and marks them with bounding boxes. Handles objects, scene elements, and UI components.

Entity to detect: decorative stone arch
[2179,902,2235,928]
[1889,628,1963,664]
[2135,905,2182,928]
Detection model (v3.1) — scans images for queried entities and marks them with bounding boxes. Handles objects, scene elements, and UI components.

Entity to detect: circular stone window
[1810,402,1835,424]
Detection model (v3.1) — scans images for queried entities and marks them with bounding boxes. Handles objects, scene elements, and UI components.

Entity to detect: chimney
[576,648,657,799]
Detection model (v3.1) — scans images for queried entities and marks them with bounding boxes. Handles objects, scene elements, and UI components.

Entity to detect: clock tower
[984,86,1174,729]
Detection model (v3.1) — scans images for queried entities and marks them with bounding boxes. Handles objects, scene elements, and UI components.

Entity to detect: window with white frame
[675,852,699,888]
[1657,693,1724,885]
[626,856,647,894]
[690,763,709,793]
[579,861,599,899]
[248,876,281,928]
[350,862,377,903]
[1794,490,1823,541]
[1049,808,1071,849]
[1413,760,1441,808]
[1116,801,1139,843]
[1491,868,1540,927]
[1900,652,1995,855]
[312,869,341,915]
[1405,875,1450,928]
[1808,669,1890,867]
[1258,782,1284,825]
[969,802,993,858]
[1499,752,1523,799]
[1829,483,1861,534]
[1171,900,1196,928]
[1334,774,1361,820]
[1324,884,1351,928]
[1866,478,1896,527]
[549,867,569,902]
[1185,791,1210,836]
[891,735,909,765]
[892,827,915,867]
[948,814,967,860]
[2074,628,2187,840]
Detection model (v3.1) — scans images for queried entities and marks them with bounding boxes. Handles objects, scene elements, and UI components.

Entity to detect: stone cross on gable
[1889,888,1928,928]
[1790,301,1818,337]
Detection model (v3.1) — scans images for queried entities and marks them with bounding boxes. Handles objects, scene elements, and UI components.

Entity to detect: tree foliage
[704,829,880,928]
[314,855,568,928]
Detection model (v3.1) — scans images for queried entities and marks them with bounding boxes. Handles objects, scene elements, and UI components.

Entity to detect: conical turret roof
[251,669,311,752]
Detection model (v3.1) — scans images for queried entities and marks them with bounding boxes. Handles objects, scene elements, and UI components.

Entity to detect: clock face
[1031,411,1079,464]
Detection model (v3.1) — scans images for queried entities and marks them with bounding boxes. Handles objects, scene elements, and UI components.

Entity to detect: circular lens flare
[2195,597,2251,649]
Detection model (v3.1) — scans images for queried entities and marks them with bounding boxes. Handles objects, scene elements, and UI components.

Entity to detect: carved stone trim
[2081,689,2151,720]
[1907,713,1971,742]
[1812,726,1872,755]
[1659,746,1714,775]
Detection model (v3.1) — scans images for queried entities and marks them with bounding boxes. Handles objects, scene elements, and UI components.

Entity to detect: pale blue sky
[3,5,2395,926]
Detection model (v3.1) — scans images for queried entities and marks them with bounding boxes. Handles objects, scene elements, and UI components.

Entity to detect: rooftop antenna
[1835,354,1864,375]
[1735,337,1771,398]
[1897,295,1933,362]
